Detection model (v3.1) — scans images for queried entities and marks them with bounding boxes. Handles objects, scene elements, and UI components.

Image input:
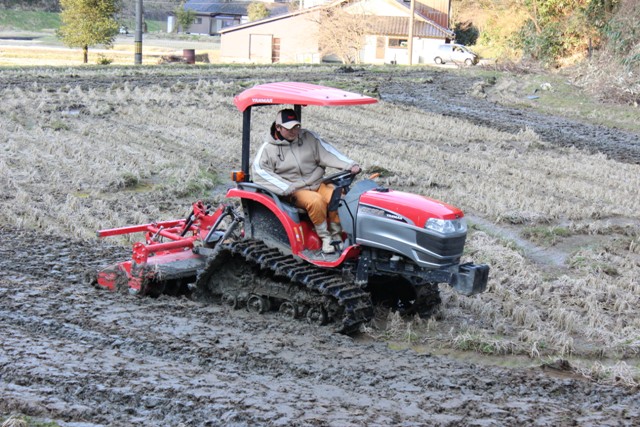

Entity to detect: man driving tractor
[251,109,361,254]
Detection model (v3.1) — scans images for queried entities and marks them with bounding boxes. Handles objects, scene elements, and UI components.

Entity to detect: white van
[434,44,479,66]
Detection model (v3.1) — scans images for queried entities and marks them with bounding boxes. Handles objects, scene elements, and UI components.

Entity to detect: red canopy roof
[233,82,378,112]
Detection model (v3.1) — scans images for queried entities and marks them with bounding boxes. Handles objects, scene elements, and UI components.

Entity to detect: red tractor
[93,82,488,333]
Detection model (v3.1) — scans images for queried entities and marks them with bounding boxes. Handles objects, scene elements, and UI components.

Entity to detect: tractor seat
[279,200,308,223]
[236,182,307,222]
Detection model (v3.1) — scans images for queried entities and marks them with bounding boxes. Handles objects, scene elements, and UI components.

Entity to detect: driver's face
[277,124,301,141]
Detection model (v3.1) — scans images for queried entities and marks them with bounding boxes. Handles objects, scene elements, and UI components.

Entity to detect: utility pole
[134,0,143,64]
[407,0,415,65]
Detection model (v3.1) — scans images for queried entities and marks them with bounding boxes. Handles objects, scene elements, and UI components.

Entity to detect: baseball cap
[275,109,300,129]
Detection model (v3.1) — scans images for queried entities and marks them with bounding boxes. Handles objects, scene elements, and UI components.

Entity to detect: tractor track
[195,239,374,333]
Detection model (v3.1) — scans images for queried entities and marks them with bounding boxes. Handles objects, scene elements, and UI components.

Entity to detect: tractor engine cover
[355,188,466,269]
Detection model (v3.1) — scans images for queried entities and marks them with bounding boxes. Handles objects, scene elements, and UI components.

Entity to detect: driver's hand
[350,164,362,175]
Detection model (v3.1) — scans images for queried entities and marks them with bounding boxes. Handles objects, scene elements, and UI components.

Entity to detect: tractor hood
[359,189,464,228]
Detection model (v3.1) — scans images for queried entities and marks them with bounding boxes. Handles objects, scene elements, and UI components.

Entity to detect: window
[195,18,202,24]
[221,19,239,28]
[388,38,408,49]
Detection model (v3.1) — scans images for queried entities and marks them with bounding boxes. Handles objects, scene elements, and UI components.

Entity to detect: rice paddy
[1,64,638,384]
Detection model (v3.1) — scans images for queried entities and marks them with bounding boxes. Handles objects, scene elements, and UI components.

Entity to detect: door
[249,34,273,64]
[451,46,465,62]
[376,37,385,60]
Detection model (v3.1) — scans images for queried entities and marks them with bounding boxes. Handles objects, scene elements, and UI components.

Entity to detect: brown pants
[292,183,339,226]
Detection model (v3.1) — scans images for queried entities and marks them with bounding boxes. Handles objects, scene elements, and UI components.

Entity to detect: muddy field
[1,228,639,426]
[1,65,640,425]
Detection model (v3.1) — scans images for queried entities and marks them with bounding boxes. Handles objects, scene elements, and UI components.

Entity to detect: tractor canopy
[233,82,378,112]
[234,82,378,181]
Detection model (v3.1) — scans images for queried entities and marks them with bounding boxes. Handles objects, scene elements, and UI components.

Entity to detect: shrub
[96,54,113,65]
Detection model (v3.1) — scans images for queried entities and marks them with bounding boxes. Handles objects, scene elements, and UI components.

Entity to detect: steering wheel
[323,170,355,211]
[322,170,354,185]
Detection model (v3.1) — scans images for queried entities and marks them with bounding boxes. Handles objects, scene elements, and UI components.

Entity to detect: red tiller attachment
[95,202,237,295]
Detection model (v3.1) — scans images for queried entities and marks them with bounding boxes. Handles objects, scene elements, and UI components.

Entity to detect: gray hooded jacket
[251,127,356,196]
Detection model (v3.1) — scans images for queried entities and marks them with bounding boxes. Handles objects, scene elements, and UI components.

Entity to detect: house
[167,0,289,36]
[219,0,454,64]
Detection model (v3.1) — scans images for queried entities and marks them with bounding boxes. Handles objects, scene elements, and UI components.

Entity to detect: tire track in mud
[377,71,640,165]
[1,228,639,425]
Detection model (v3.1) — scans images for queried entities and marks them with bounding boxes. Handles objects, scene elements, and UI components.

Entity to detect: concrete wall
[187,16,211,35]
[169,15,244,36]
[362,35,443,65]
[221,13,321,63]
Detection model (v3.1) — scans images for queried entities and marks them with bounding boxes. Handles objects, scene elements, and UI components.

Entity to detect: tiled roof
[184,0,290,16]
[184,1,250,15]
[394,0,450,28]
[219,0,454,38]
[220,3,320,33]
[368,16,453,38]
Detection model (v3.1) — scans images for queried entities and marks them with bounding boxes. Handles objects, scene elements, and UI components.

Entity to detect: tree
[454,21,479,46]
[451,1,529,61]
[248,2,269,22]
[518,0,603,65]
[597,0,637,69]
[316,6,371,64]
[58,0,120,64]
[174,2,196,33]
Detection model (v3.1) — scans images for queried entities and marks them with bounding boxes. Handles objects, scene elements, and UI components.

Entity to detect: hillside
[451,0,639,104]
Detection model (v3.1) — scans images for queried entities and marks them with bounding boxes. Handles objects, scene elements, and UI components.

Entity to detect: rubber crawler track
[195,239,374,334]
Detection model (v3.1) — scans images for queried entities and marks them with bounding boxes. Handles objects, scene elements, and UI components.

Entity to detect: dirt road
[1,66,640,426]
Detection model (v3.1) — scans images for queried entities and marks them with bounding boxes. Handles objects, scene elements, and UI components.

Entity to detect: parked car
[434,44,478,66]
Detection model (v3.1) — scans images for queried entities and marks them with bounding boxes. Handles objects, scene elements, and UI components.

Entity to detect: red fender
[226,188,309,253]
[226,188,361,267]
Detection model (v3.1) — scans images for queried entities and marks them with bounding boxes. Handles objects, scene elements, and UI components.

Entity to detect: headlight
[425,218,467,234]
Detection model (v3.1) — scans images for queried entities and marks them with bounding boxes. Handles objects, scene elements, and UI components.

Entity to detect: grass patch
[0,10,60,31]
[482,70,640,133]
[121,173,140,189]
[569,257,620,276]
[452,331,517,355]
[522,225,572,246]
[0,415,62,427]
[170,169,221,198]
[0,11,162,34]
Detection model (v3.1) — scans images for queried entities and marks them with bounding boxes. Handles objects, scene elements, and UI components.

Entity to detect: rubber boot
[328,222,344,250]
[315,222,335,254]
